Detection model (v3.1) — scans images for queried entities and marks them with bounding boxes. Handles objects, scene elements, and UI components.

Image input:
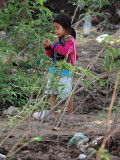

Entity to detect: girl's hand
[42,38,52,48]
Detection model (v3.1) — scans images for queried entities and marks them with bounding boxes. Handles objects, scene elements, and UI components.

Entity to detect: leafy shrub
[0,0,54,106]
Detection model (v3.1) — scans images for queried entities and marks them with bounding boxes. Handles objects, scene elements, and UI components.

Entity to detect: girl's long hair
[53,14,76,39]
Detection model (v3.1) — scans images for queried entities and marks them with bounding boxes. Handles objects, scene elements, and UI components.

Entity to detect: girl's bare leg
[67,98,74,120]
[50,95,74,120]
[50,95,57,115]
[50,95,57,109]
[67,98,73,114]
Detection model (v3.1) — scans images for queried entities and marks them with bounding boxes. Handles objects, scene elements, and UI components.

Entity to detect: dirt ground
[0,28,120,160]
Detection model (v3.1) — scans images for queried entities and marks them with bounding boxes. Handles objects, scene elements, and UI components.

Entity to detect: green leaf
[43,7,53,17]
[56,94,60,101]
[18,7,24,16]
[35,0,46,5]
[26,9,32,18]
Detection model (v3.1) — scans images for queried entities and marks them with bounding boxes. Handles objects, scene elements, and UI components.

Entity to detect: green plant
[87,148,111,160]
[0,0,54,107]
[69,0,111,18]
[103,37,120,72]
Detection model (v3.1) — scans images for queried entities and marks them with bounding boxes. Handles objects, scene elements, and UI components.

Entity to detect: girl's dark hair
[53,14,76,39]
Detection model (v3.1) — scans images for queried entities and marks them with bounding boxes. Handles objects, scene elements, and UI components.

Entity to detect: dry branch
[106,71,120,133]
[6,132,29,159]
[96,126,120,160]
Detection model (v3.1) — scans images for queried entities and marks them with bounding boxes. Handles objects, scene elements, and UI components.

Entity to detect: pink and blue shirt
[45,36,78,66]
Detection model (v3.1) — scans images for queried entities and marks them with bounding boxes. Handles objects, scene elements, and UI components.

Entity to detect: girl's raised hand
[42,38,52,48]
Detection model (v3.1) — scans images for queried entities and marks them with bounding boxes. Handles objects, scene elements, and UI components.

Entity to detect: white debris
[77,137,89,149]
[0,153,6,159]
[116,8,120,17]
[96,34,108,42]
[91,136,103,146]
[79,154,87,159]
[32,110,50,121]
[81,51,89,55]
[79,143,89,152]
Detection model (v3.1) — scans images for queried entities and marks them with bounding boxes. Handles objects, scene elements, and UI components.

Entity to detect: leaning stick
[96,126,120,160]
[106,71,120,133]
[6,132,29,158]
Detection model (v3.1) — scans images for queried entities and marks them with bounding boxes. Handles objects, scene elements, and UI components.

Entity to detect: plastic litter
[68,133,89,146]
[81,51,89,55]
[77,137,89,149]
[116,8,120,17]
[83,15,91,37]
[0,153,6,159]
[78,143,89,152]
[79,154,87,159]
[32,110,50,121]
[23,137,42,143]
[96,34,108,42]
[91,136,103,146]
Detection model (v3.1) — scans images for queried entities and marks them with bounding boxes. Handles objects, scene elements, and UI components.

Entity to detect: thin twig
[6,132,29,158]
[72,18,84,29]
[13,49,26,61]
[106,71,120,133]
[96,126,120,160]
[71,6,79,24]
[14,143,28,155]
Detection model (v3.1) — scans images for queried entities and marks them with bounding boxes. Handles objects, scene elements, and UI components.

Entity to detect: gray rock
[3,106,17,115]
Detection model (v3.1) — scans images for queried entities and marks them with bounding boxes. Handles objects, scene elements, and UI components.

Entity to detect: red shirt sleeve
[55,40,74,56]
[45,44,54,58]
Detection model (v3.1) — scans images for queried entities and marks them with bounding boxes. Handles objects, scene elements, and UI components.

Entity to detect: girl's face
[53,22,68,38]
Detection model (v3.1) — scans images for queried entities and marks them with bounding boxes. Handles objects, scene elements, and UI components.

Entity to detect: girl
[43,14,78,120]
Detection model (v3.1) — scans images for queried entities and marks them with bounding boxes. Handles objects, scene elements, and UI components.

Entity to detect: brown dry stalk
[72,18,84,29]
[72,47,105,99]
[6,132,29,159]
[71,6,79,24]
[14,143,28,155]
[106,71,120,133]
[86,47,105,71]
[96,126,120,160]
